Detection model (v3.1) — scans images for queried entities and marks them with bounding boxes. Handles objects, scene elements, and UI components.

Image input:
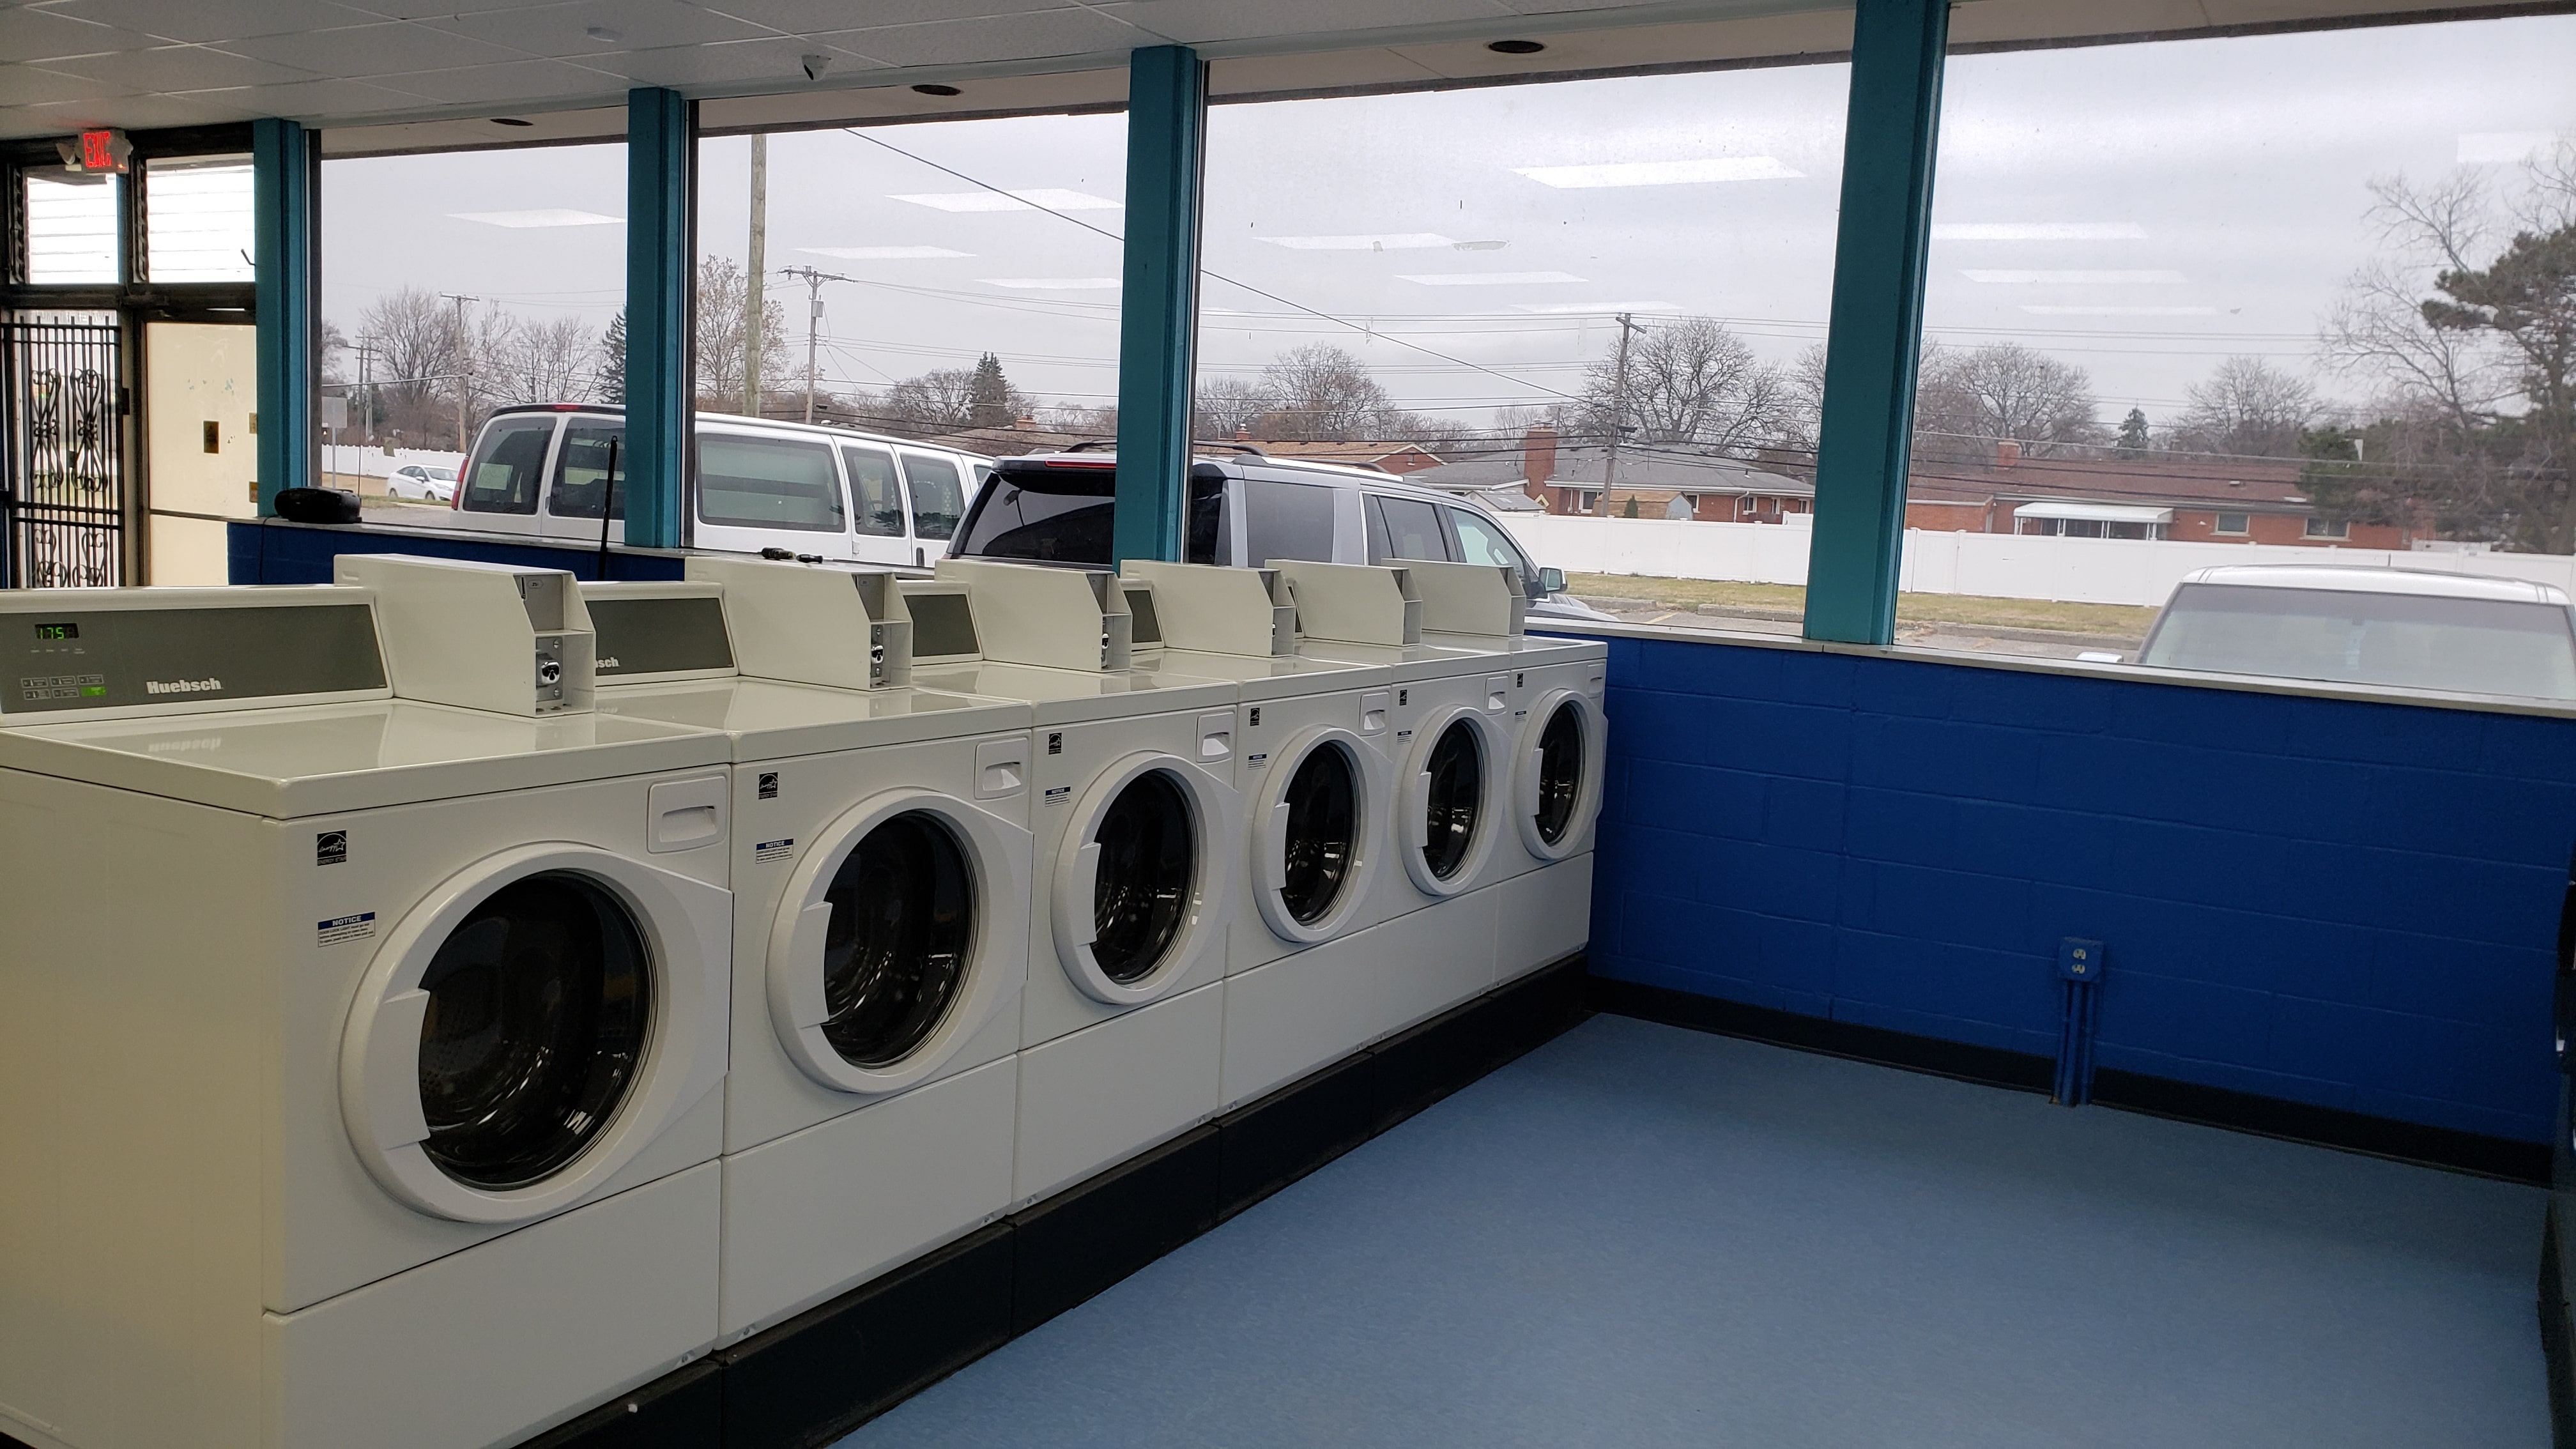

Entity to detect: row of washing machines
[0,549,1604,1449]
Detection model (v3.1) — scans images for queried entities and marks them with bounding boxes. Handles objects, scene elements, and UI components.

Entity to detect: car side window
[549,423,626,520]
[843,446,903,537]
[899,452,967,540]
[459,417,555,514]
[696,435,845,532]
[1243,478,1336,565]
[1368,494,1450,563]
[1446,505,1537,595]
[1187,474,1227,565]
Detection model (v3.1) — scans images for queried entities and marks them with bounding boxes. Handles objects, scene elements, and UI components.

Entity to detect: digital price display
[34,622,79,641]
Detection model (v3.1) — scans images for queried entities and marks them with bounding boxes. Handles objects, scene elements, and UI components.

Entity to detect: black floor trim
[2092,1068,2549,1184]
[521,955,1591,1449]
[1587,976,2056,1092]
[1590,975,2549,1183]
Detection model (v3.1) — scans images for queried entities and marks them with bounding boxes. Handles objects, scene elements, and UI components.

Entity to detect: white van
[450,404,992,567]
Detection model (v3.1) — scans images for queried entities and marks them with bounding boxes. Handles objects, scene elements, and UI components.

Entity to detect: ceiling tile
[701,0,1077,33]
[42,42,318,89]
[581,35,844,86]
[180,77,445,119]
[1116,0,1511,45]
[368,54,624,105]
[224,22,526,79]
[0,4,158,63]
[30,89,241,129]
[39,0,388,43]
[811,7,1142,68]
[415,0,775,58]
[0,59,138,103]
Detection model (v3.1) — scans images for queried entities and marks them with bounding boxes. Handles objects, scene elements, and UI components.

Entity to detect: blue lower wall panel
[1575,630,2575,1147]
[229,519,686,585]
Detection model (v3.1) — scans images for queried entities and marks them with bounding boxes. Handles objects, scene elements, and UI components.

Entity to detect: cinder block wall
[1582,631,2573,1146]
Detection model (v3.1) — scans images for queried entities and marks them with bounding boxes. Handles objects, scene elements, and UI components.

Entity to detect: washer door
[1053,751,1236,1005]
[769,788,1032,1096]
[1514,687,1607,861]
[341,843,730,1225]
[1249,724,1390,945]
[1399,703,1505,898]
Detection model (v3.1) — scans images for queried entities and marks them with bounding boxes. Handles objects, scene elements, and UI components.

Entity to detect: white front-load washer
[579,568,1036,1346]
[0,581,735,1449]
[908,561,1243,1208]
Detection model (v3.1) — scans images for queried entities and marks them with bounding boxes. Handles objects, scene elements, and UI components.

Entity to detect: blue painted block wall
[1581,631,2576,1145]
[229,519,686,585]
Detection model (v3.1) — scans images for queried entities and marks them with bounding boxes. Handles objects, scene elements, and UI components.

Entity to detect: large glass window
[1243,478,1336,565]
[319,141,625,527]
[696,434,844,532]
[24,166,118,284]
[142,155,254,284]
[1867,14,2576,700]
[693,115,1126,456]
[1198,65,1849,622]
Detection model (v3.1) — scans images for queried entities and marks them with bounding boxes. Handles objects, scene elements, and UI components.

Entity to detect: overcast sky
[316,10,2576,441]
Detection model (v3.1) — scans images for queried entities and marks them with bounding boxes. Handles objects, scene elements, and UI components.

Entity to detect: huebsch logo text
[145,678,222,695]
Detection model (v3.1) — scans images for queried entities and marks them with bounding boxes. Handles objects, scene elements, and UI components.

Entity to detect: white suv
[2137,564,2576,700]
[947,445,1606,621]
[450,405,992,568]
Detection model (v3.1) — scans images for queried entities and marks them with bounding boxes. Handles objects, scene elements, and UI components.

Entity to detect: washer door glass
[1092,770,1196,984]
[822,811,976,1068]
[1281,744,1358,924]
[1420,719,1483,881]
[1533,702,1584,846]
[417,871,652,1190]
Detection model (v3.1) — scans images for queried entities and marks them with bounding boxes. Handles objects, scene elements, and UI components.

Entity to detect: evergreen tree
[2114,407,2150,459]
[598,311,627,404]
[968,353,1015,429]
[1620,496,1640,518]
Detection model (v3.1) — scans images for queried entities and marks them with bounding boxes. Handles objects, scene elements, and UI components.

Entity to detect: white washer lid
[908,660,1238,723]
[1296,638,1498,684]
[0,699,730,818]
[594,678,1032,763]
[1141,648,1386,700]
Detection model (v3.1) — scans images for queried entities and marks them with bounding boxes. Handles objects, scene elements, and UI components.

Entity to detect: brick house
[1903,440,2416,548]
[1408,425,1815,519]
[1224,436,1446,474]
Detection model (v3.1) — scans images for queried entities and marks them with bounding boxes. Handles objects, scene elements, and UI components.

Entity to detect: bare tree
[1044,402,1118,438]
[351,286,463,445]
[2170,356,2319,457]
[885,367,981,434]
[1247,345,1395,440]
[693,256,786,413]
[1575,316,1788,456]
[1913,341,2103,463]
[483,314,599,408]
[1192,375,1267,438]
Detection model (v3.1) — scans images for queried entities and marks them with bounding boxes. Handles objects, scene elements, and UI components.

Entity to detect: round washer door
[769,788,1032,1096]
[1248,724,1391,945]
[340,843,730,1225]
[1052,751,1236,1006]
[1514,687,1607,862]
[1399,703,1505,898]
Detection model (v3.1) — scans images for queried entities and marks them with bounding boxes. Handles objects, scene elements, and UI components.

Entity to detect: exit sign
[62,128,130,173]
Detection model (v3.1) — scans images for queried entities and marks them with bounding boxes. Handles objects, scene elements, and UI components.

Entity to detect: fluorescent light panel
[891,189,1121,212]
[448,209,621,227]
[1514,157,1799,188]
[1933,222,2146,241]
[1964,269,2188,284]
[800,246,969,259]
[1402,271,1585,286]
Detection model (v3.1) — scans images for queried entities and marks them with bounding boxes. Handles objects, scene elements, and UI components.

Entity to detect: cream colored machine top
[935,556,1132,671]
[686,554,914,690]
[1118,560,1296,657]
[1271,559,1424,647]
[334,553,597,716]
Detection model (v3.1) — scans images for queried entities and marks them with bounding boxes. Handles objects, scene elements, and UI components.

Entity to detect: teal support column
[252,118,315,515]
[625,86,693,551]
[1802,0,1949,645]
[1112,45,1207,566]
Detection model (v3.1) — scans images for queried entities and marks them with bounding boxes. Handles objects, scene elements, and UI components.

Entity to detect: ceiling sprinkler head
[912,82,963,97]
[802,53,831,80]
[1487,38,1545,54]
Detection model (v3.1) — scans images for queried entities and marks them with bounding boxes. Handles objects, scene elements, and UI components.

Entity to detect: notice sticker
[1246,751,1269,769]
[317,912,376,947]
[1043,785,1072,807]
[755,838,795,864]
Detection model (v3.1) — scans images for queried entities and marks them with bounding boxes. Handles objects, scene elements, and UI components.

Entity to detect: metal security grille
[1,318,125,589]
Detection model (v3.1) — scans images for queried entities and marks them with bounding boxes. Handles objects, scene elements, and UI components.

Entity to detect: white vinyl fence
[322,445,466,486]
[1499,513,2576,609]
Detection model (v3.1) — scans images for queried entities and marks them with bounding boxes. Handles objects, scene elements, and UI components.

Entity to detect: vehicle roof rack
[1054,440,1268,457]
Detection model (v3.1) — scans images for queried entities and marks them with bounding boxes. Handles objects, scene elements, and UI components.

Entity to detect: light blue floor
[838,1015,2549,1448]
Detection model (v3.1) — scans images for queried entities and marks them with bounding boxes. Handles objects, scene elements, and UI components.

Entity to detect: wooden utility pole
[778,266,848,424]
[743,134,767,418]
[1597,312,1639,516]
[440,292,478,452]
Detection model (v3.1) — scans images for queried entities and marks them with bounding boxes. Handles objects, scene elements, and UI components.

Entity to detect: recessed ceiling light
[1488,39,1545,54]
[583,25,621,42]
[490,117,534,128]
[912,83,962,97]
